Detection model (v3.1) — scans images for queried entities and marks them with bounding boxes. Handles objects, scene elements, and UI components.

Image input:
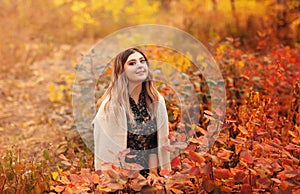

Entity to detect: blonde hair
[97,47,159,123]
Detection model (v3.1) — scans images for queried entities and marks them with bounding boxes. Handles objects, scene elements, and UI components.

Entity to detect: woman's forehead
[126,52,144,61]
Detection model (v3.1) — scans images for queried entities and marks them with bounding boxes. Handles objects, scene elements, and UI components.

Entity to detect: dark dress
[125,85,158,177]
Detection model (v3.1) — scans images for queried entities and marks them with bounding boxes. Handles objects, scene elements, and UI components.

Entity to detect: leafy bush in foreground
[1,41,299,193]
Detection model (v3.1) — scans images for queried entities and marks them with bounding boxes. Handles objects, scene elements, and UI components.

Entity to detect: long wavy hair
[97,47,159,123]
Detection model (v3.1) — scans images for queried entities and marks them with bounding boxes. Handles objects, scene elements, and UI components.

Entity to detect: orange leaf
[69,174,82,184]
[55,185,65,192]
[60,175,71,185]
[170,188,184,194]
[59,154,69,161]
[62,187,73,194]
[238,125,248,135]
[189,151,205,164]
[213,168,232,179]
[91,174,100,184]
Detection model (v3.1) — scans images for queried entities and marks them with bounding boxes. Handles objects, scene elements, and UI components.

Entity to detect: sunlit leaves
[213,168,232,180]
[240,149,254,164]
[2,29,300,193]
[189,151,205,164]
[52,172,59,181]
[171,156,181,168]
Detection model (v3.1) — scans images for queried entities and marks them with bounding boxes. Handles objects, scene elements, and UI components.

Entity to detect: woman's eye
[128,61,136,66]
[140,60,147,64]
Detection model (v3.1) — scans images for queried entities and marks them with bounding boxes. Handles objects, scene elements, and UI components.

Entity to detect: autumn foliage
[1,0,300,193]
[2,39,299,193]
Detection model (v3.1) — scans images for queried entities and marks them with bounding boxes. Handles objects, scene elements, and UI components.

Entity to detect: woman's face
[124,52,148,84]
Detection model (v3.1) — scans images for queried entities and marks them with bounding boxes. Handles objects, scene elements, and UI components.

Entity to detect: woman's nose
[137,61,144,67]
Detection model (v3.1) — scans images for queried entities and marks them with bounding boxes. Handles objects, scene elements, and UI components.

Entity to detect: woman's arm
[157,94,171,171]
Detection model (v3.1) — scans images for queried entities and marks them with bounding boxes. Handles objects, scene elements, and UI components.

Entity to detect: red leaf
[171,156,181,168]
[271,161,282,172]
[95,169,102,176]
[184,144,197,152]
[217,148,233,161]
[189,151,205,164]
[240,149,254,164]
[256,177,272,189]
[202,179,215,192]
[234,170,246,182]
[189,166,200,176]
[213,168,232,179]
[69,174,82,184]
[273,138,281,145]
[200,163,213,175]
[285,143,300,151]
[240,184,251,194]
[159,169,171,177]
[168,133,176,141]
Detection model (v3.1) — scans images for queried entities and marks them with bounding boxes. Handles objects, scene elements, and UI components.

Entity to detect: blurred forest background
[1,0,300,71]
[0,0,300,193]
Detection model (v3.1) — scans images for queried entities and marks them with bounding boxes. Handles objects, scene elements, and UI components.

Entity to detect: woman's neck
[128,82,143,104]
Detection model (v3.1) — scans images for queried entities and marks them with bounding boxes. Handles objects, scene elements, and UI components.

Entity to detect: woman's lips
[136,70,145,74]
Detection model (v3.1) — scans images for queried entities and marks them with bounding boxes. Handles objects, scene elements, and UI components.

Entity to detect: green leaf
[43,150,50,160]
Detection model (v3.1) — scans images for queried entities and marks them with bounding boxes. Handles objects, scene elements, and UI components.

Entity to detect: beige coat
[93,93,171,171]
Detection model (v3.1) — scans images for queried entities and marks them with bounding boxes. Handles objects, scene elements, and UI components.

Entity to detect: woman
[93,47,171,177]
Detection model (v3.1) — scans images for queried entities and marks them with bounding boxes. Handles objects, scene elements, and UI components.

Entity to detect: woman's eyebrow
[127,57,145,62]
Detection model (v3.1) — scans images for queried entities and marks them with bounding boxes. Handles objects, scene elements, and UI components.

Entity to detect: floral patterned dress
[125,85,158,177]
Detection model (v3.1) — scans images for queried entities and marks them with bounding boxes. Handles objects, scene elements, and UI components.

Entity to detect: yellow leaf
[71,1,87,12]
[59,85,65,91]
[237,60,244,68]
[51,171,59,180]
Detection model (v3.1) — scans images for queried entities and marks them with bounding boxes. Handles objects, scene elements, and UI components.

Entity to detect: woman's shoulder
[157,91,165,103]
